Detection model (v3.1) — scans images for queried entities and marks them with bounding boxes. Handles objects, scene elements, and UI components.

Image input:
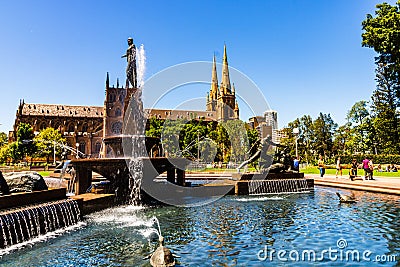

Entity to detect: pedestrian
[368,158,375,180]
[350,158,358,180]
[293,156,300,172]
[362,157,370,180]
[318,155,325,178]
[335,157,342,178]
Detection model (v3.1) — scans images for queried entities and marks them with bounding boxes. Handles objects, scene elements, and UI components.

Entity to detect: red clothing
[362,159,369,169]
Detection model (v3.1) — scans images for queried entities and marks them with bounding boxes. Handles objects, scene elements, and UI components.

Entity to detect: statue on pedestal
[122,37,137,88]
[237,135,292,173]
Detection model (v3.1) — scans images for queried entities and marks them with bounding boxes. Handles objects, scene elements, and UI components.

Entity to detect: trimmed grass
[37,171,52,177]
[301,166,400,178]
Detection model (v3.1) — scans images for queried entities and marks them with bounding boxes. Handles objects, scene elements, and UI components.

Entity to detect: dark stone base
[235,178,313,195]
[0,188,66,209]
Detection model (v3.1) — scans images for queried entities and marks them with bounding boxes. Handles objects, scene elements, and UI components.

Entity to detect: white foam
[236,196,285,202]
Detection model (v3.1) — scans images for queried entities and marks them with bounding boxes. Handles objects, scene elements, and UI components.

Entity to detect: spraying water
[136,44,146,88]
[125,45,147,205]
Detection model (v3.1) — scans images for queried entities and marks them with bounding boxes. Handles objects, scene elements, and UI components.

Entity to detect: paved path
[307,173,400,195]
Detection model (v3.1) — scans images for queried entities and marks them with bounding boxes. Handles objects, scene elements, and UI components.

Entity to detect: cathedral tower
[206,45,239,121]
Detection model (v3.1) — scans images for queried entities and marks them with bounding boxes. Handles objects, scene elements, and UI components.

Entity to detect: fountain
[70,38,188,205]
[141,216,176,267]
[232,136,314,195]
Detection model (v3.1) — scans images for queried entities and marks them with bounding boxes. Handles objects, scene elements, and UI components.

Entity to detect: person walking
[335,157,342,178]
[368,158,375,180]
[362,157,370,180]
[318,155,325,178]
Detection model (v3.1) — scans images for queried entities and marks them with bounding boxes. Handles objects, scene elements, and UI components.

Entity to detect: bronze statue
[122,37,137,88]
[237,135,289,173]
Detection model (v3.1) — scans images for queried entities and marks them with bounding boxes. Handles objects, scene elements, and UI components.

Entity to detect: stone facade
[11,100,104,158]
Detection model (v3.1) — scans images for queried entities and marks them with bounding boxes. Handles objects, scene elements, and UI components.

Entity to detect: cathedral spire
[220,44,231,95]
[210,54,219,100]
[116,78,119,88]
[106,72,110,89]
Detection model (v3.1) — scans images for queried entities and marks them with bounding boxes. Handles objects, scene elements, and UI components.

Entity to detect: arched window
[109,93,116,102]
[53,123,60,131]
[79,141,86,155]
[82,123,88,133]
[94,142,102,154]
[68,123,75,133]
[115,108,122,117]
[111,121,122,134]
[39,122,47,130]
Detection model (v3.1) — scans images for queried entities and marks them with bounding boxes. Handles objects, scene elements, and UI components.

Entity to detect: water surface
[1,186,399,266]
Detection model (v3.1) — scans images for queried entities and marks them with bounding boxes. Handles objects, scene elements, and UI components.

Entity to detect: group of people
[317,156,375,180]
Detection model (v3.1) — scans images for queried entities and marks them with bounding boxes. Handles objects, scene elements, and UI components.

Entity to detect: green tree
[346,100,374,153]
[280,115,315,164]
[346,100,370,125]
[34,127,66,164]
[371,63,400,153]
[0,145,9,163]
[207,122,228,162]
[9,123,37,162]
[160,119,186,157]
[362,1,400,69]
[222,120,250,163]
[246,127,259,153]
[7,142,22,163]
[362,1,400,154]
[146,117,163,139]
[332,124,352,156]
[0,132,7,147]
[312,113,338,159]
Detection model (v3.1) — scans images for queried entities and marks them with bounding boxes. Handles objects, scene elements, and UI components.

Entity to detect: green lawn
[301,166,400,178]
[37,171,52,177]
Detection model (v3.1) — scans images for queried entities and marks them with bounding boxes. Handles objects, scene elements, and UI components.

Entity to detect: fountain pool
[1,186,399,266]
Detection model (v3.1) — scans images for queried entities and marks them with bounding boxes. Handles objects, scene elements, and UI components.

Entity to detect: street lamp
[293,128,299,159]
[53,141,56,165]
[76,143,79,159]
[197,130,200,163]
[373,142,378,155]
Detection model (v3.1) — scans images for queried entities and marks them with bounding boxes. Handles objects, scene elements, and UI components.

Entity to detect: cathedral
[10,45,240,158]
[206,45,239,121]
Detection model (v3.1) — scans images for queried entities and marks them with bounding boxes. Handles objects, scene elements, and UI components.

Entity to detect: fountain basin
[71,157,190,204]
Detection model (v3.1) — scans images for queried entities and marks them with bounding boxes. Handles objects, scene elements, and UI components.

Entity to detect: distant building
[248,110,280,143]
[274,128,288,144]
[264,110,278,130]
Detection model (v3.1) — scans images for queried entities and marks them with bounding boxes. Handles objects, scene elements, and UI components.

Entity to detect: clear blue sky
[0,0,396,134]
